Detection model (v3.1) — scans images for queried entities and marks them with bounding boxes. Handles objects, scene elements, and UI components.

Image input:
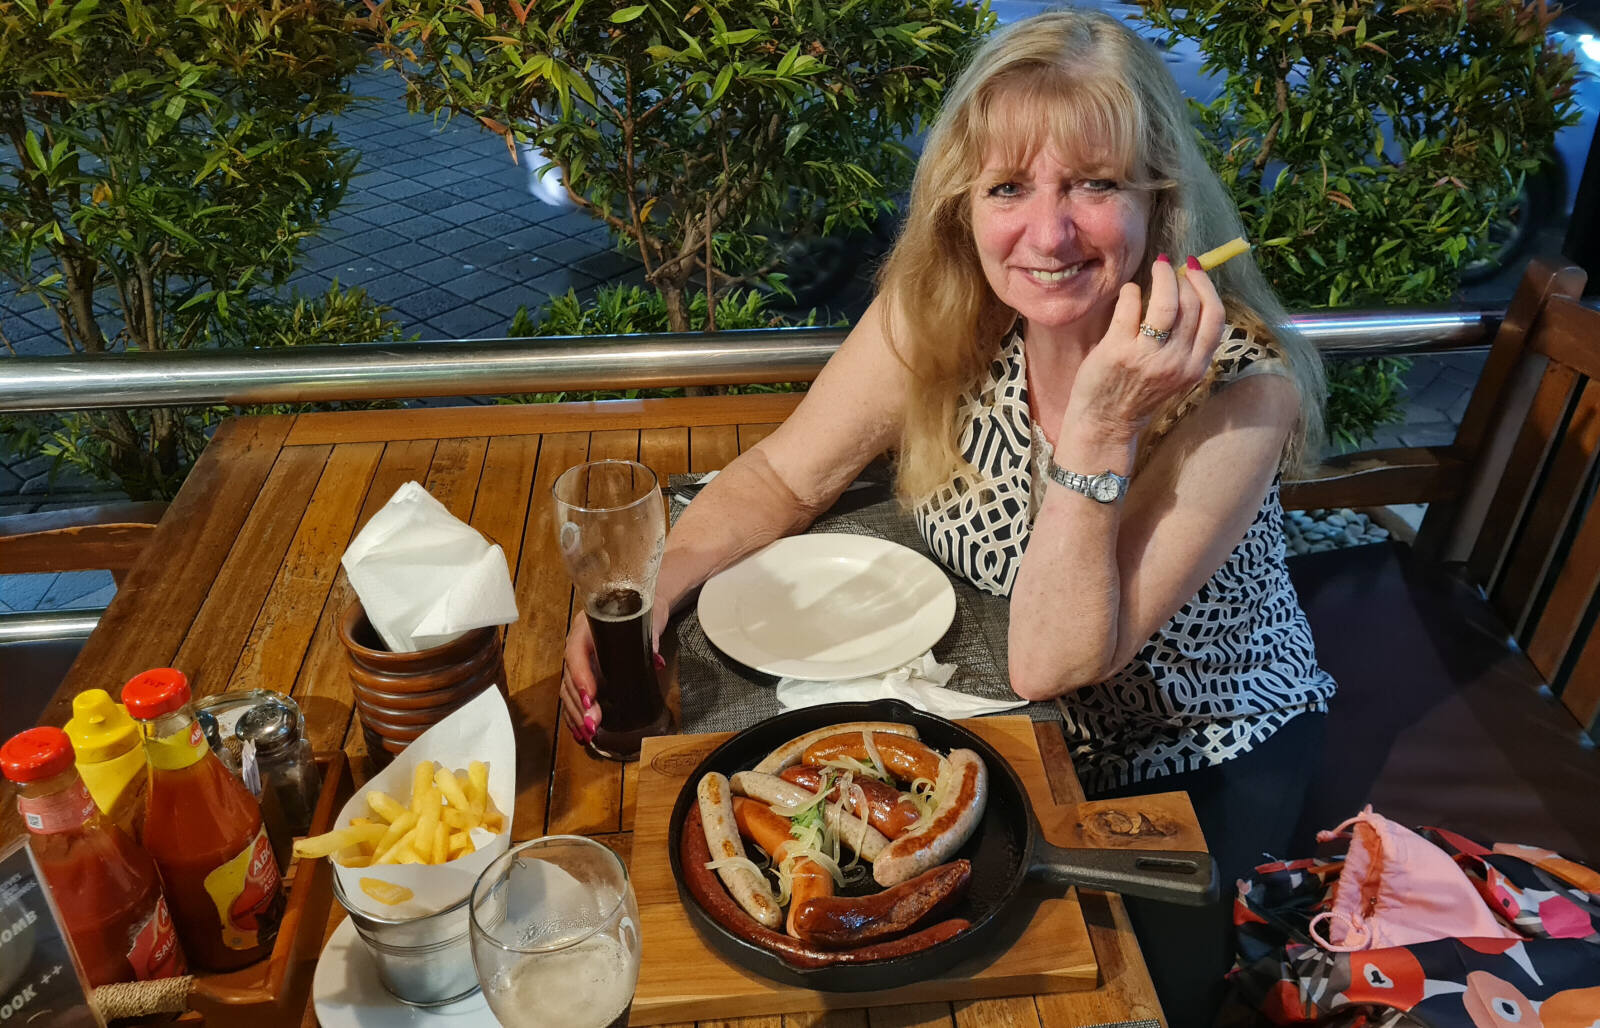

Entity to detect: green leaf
[711,64,733,104]
[610,5,647,23]
[713,28,761,47]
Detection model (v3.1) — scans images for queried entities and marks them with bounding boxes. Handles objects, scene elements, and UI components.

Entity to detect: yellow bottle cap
[65,689,142,764]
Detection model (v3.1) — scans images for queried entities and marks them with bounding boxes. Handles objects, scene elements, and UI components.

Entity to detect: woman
[564,9,1334,1022]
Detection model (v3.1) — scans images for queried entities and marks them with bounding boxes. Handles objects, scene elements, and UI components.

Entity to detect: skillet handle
[1029,838,1220,907]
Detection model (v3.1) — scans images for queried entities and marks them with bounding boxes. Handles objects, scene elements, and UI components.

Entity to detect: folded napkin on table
[341,481,519,652]
[774,652,1027,718]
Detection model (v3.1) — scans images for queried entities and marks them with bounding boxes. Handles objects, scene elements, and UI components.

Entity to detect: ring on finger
[1138,322,1172,341]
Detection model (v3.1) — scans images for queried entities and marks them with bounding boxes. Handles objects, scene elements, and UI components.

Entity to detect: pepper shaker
[236,700,321,871]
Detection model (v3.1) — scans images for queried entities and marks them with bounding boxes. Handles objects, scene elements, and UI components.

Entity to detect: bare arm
[561,295,911,737]
[1008,371,1298,699]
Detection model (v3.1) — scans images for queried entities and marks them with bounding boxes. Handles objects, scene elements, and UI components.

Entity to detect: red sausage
[802,732,943,784]
[791,860,971,948]
[680,806,970,967]
[731,797,835,937]
[779,765,922,840]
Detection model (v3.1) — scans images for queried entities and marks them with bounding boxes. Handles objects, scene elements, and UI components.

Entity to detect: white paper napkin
[341,481,519,652]
[774,653,1027,718]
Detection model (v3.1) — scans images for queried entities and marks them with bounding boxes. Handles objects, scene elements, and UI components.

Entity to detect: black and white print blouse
[913,324,1337,794]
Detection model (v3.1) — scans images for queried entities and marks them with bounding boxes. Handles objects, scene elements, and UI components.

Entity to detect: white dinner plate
[697,533,956,681]
[313,918,496,1027]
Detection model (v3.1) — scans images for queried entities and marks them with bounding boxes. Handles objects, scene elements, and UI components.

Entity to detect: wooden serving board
[628,717,1100,1024]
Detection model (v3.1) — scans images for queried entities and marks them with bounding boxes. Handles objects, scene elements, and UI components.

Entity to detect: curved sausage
[873,749,987,888]
[802,732,944,785]
[792,860,971,948]
[697,772,782,928]
[754,722,919,775]
[730,797,835,937]
[729,771,888,861]
[680,806,970,967]
[780,765,922,840]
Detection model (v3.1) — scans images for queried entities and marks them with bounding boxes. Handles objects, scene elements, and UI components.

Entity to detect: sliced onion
[704,855,769,881]
[861,731,888,780]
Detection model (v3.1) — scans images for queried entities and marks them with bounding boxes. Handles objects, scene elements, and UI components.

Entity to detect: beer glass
[470,836,641,1028]
[552,460,672,760]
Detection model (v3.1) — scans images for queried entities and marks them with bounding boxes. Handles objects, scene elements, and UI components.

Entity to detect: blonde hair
[884,7,1324,501]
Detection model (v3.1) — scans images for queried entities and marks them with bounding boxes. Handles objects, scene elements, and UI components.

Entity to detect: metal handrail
[0,306,1503,413]
[0,609,101,644]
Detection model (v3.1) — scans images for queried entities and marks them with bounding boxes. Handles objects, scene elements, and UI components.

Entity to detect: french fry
[1182,236,1252,277]
[375,824,421,865]
[349,816,378,829]
[467,761,489,818]
[442,808,477,830]
[415,787,441,847]
[373,810,418,858]
[432,821,449,865]
[292,822,386,860]
[367,790,408,824]
[447,830,473,856]
[435,767,472,812]
[410,762,437,813]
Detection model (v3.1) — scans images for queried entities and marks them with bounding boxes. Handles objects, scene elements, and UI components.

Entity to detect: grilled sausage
[729,771,888,861]
[873,749,987,888]
[697,772,782,928]
[779,764,922,839]
[802,732,944,784]
[730,797,835,937]
[680,806,971,967]
[791,860,971,948]
[753,722,919,775]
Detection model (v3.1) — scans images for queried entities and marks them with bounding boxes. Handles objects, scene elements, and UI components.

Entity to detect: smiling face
[969,143,1153,345]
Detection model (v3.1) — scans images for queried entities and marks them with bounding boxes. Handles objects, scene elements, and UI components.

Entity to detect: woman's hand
[1066,255,1227,441]
[559,604,669,745]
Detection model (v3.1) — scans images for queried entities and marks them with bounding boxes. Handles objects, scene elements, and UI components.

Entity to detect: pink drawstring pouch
[1308,806,1521,951]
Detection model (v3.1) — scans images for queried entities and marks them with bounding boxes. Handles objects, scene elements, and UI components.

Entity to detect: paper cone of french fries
[324,687,516,919]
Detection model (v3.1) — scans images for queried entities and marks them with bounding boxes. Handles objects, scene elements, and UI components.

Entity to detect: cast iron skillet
[666,699,1218,991]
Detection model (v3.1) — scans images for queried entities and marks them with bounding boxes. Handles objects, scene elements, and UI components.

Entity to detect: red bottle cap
[1,727,76,784]
[122,668,193,720]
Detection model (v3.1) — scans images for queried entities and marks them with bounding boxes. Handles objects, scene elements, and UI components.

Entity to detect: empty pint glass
[553,460,672,760]
[470,836,641,1028]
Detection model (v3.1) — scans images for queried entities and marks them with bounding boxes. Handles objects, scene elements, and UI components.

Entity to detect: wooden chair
[1283,257,1600,860]
[0,501,166,735]
[0,500,168,586]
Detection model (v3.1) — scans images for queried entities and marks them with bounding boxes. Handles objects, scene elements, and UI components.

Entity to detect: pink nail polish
[1156,253,1170,263]
[580,690,591,710]
[583,710,598,733]
[653,652,666,671]
[1185,255,1203,271]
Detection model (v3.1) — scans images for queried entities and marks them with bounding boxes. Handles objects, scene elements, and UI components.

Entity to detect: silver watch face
[1090,473,1122,502]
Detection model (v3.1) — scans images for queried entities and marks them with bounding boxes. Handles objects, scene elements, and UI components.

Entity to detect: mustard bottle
[64,689,147,840]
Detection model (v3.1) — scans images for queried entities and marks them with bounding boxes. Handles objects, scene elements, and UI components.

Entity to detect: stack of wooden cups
[338,603,507,766]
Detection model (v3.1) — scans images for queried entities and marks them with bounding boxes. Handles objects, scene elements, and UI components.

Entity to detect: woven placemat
[666,473,1059,734]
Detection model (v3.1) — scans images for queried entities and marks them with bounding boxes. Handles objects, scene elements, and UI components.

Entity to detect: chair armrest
[0,501,168,580]
[1283,446,1468,511]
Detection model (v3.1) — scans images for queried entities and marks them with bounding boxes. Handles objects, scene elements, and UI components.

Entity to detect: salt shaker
[236,700,321,870]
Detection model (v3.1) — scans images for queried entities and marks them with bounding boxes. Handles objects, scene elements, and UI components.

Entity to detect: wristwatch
[1046,458,1129,503]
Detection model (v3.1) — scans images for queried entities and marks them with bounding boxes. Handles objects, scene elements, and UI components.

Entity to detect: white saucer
[313,918,496,1027]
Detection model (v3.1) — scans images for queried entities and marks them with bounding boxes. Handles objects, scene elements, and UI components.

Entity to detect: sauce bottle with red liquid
[122,668,285,971]
[1,727,187,987]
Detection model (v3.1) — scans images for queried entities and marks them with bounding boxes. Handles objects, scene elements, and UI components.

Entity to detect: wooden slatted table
[8,395,1174,1027]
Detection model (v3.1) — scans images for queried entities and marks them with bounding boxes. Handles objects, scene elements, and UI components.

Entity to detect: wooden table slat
[867,1006,957,1028]
[505,431,590,839]
[952,998,1043,1028]
[229,441,384,700]
[169,441,334,698]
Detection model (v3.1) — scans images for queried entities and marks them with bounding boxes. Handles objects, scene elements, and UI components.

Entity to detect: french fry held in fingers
[1181,236,1252,276]
[292,759,502,867]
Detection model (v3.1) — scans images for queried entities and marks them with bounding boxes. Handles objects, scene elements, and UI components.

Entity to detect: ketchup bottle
[1,727,187,987]
[122,668,285,971]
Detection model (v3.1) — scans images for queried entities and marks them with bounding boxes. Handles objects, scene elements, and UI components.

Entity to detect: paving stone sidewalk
[0,64,1493,613]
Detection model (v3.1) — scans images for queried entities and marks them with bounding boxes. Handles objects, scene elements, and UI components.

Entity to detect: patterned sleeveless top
[913,324,1337,793]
